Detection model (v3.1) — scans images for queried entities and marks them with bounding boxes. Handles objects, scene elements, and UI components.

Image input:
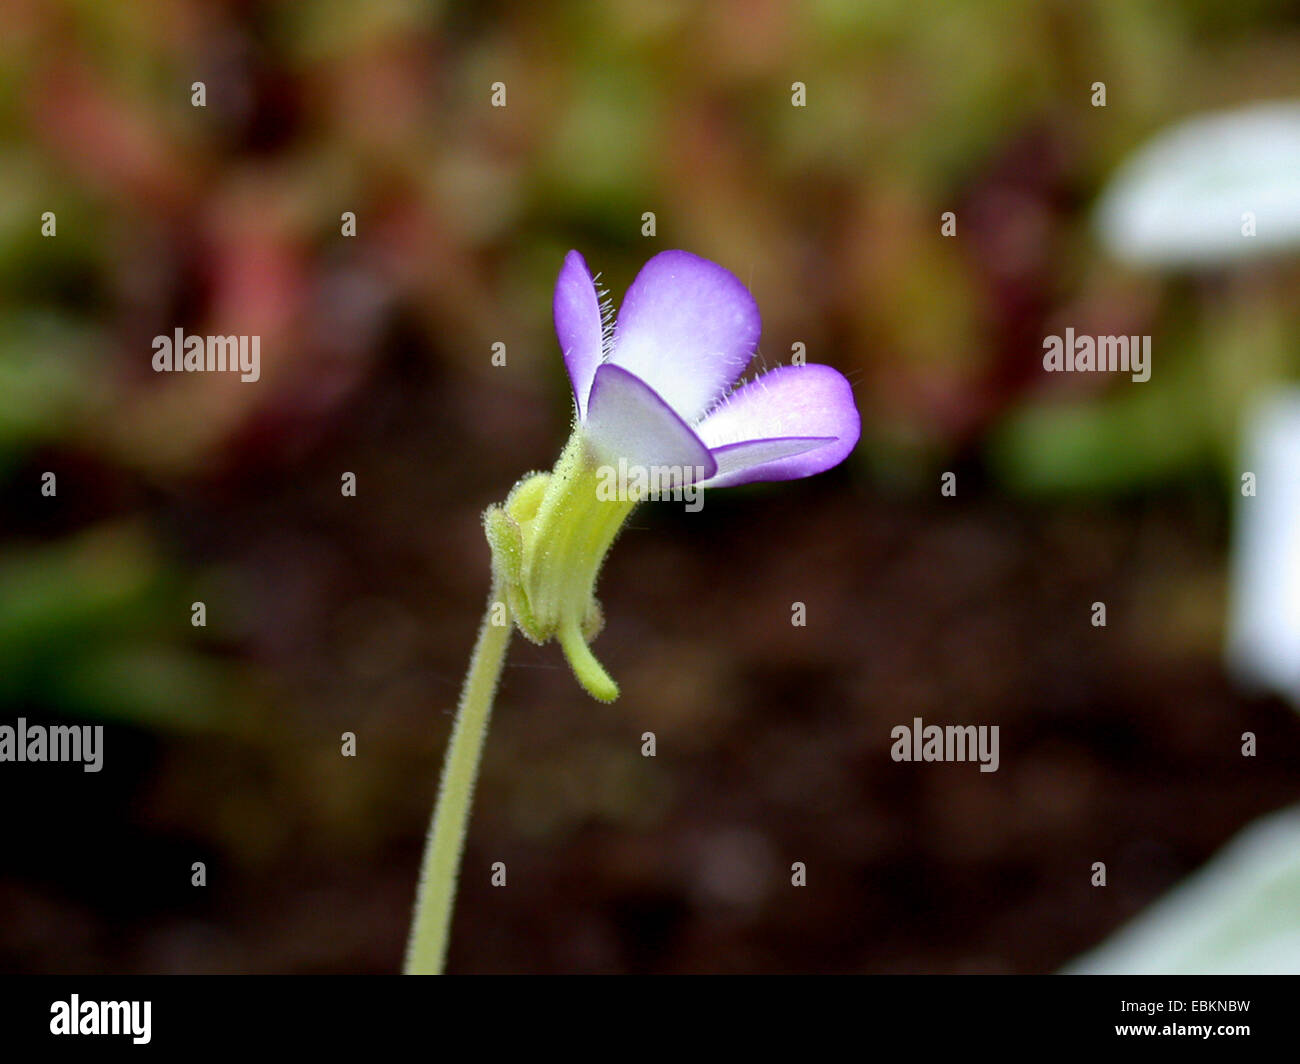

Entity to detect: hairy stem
[405,587,512,974]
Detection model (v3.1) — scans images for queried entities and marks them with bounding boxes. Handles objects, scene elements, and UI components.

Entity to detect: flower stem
[405,586,512,974]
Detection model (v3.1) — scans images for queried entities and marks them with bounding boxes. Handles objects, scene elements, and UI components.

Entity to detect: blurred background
[2,0,1299,973]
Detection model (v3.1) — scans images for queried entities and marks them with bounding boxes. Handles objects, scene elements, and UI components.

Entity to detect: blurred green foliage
[1,0,1298,719]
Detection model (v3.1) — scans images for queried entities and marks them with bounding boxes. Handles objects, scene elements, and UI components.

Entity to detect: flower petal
[610,250,760,422]
[553,250,604,418]
[703,436,837,488]
[694,364,860,487]
[582,363,717,481]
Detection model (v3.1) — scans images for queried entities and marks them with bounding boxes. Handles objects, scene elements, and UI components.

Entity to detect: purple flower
[481,249,863,703]
[405,250,863,977]
[554,249,860,488]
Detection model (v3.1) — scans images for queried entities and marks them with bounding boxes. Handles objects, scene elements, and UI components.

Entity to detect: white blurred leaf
[1066,806,1300,974]
[1096,102,1300,266]
[1226,392,1300,707]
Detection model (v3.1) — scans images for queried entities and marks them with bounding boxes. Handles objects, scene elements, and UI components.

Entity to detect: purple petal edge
[694,364,861,487]
[703,436,839,488]
[553,250,604,418]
